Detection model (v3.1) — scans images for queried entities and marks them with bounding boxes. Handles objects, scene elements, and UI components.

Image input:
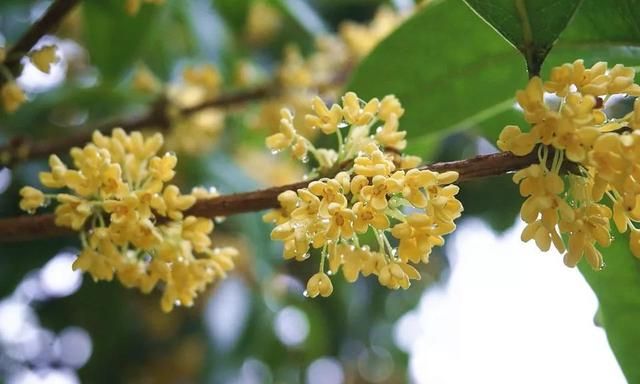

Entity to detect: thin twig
[2,0,81,83]
[0,85,273,166]
[0,151,538,243]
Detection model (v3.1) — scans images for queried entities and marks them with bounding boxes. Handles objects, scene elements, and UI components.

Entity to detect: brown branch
[0,86,273,167]
[0,151,538,243]
[2,0,81,83]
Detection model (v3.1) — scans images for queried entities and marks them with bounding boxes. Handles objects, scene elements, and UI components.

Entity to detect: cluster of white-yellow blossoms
[1,45,58,113]
[132,63,226,154]
[264,92,463,297]
[19,129,236,312]
[498,60,640,269]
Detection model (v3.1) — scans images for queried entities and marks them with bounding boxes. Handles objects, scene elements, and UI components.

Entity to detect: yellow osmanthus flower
[339,7,407,59]
[1,82,26,113]
[28,45,58,74]
[264,93,463,296]
[132,64,162,94]
[252,6,412,138]
[498,60,640,269]
[163,64,226,154]
[19,129,236,312]
[127,62,226,155]
[244,0,283,46]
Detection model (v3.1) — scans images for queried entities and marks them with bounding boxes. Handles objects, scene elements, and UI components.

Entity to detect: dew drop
[327,270,333,276]
[303,174,309,181]
[214,216,227,224]
[301,155,309,164]
[271,149,281,155]
[174,300,182,306]
[303,290,309,297]
[301,253,310,260]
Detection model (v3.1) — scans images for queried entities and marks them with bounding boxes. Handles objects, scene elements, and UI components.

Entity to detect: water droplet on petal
[174,300,181,306]
[303,290,309,298]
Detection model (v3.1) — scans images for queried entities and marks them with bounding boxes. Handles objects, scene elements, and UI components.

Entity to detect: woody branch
[2,0,81,84]
[0,151,537,242]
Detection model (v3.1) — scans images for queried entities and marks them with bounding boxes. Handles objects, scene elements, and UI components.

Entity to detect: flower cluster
[498,60,640,268]
[1,45,58,113]
[265,93,463,297]
[244,0,283,46]
[19,129,236,312]
[252,6,409,136]
[132,63,226,154]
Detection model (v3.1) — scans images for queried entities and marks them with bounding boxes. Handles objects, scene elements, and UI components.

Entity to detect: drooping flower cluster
[264,93,463,297]
[132,63,226,154]
[498,60,640,268]
[1,45,58,113]
[19,129,236,312]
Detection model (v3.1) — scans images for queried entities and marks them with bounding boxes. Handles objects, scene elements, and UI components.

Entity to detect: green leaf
[212,0,252,35]
[348,0,640,155]
[545,0,640,68]
[83,0,164,82]
[578,235,640,383]
[347,0,527,157]
[464,0,583,75]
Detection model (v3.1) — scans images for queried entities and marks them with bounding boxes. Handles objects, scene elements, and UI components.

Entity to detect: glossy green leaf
[83,0,164,82]
[464,0,583,75]
[347,0,527,157]
[348,0,640,154]
[578,235,640,383]
[546,0,640,68]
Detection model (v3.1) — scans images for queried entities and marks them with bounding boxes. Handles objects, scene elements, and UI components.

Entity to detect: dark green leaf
[464,0,583,75]
[578,235,640,383]
[83,0,164,82]
[212,0,252,35]
[546,0,640,68]
[347,0,527,158]
[348,0,640,156]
